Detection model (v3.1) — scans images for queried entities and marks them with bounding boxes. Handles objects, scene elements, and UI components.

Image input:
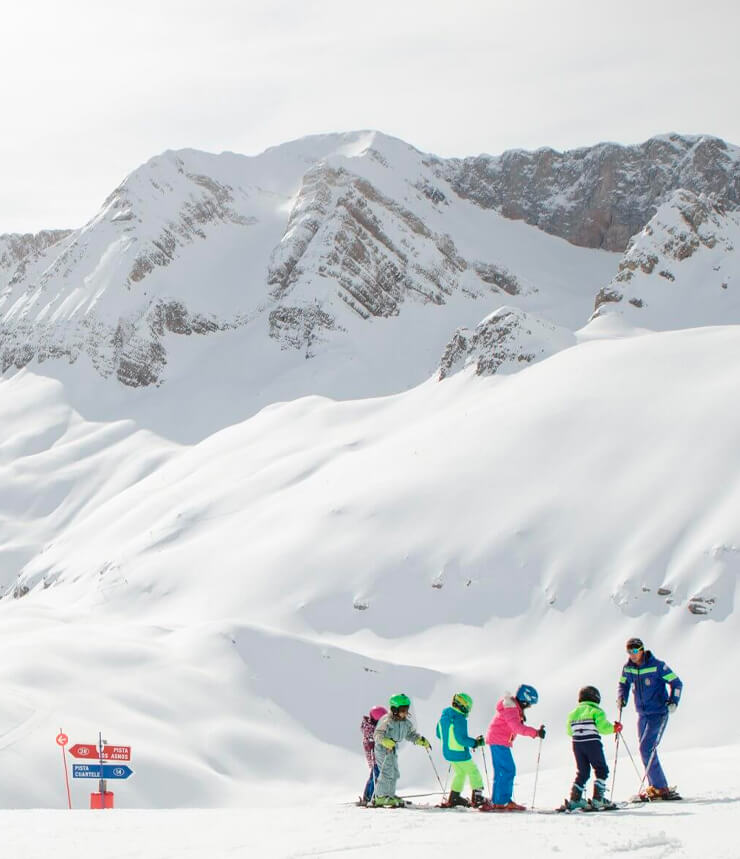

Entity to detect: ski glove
[616,697,625,709]
[414,736,431,749]
[613,721,623,733]
[475,735,485,747]
[537,726,546,739]
[380,738,396,750]
[667,703,678,714]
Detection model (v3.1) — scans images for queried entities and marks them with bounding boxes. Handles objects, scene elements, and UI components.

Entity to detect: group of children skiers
[359,637,683,811]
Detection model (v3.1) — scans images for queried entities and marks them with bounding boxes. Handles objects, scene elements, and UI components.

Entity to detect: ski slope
[2,746,739,859]
[0,321,738,839]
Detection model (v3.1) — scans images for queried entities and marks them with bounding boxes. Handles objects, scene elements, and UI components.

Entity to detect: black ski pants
[572,739,608,790]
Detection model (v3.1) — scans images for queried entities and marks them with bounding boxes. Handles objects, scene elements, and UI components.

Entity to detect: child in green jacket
[561,686,622,811]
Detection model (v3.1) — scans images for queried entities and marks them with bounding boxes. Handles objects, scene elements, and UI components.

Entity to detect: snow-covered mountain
[1,131,738,432]
[0,131,739,829]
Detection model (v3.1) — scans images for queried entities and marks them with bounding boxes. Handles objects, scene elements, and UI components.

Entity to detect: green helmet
[452,693,473,715]
[389,693,411,711]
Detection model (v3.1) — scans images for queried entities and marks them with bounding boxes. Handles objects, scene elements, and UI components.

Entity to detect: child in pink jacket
[486,685,545,810]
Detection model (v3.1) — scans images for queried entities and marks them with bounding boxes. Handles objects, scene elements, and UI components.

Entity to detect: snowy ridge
[590,190,740,329]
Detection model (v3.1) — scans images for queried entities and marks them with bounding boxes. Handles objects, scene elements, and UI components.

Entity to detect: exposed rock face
[589,190,739,329]
[434,134,740,251]
[438,307,575,379]
[264,158,517,354]
[0,230,73,287]
[267,163,468,330]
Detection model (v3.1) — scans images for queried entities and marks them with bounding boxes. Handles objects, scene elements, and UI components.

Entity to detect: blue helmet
[515,684,538,706]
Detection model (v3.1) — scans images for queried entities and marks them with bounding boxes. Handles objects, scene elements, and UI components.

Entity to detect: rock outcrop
[438,307,575,379]
[590,190,739,329]
[434,134,740,251]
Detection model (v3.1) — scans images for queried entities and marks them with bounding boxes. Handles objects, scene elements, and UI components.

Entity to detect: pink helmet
[369,705,388,722]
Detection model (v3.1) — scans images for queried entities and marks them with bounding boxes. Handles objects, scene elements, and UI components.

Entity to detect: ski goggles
[627,647,643,654]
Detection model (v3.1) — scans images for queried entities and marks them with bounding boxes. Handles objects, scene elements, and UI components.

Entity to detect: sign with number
[69,744,132,761]
[72,764,134,780]
[56,733,69,747]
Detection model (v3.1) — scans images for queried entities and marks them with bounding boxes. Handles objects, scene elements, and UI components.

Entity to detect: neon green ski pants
[450,758,484,792]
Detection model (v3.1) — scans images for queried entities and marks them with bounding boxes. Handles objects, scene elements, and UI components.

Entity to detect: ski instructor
[617,636,683,800]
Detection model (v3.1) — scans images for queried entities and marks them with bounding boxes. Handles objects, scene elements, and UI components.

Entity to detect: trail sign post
[69,731,135,809]
[56,731,72,810]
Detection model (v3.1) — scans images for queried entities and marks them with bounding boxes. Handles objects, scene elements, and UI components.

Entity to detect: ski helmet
[452,693,473,715]
[369,705,388,722]
[515,684,538,706]
[578,686,601,705]
[626,637,644,652]
[389,693,411,713]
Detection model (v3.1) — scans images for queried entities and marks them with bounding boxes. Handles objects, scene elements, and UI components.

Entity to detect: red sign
[56,732,69,747]
[69,744,131,761]
[102,745,131,761]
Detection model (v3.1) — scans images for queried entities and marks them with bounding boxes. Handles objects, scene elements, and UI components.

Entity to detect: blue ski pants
[638,712,668,789]
[363,762,380,802]
[490,744,516,805]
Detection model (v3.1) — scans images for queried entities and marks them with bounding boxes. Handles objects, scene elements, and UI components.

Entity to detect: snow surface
[0,324,738,856]
[0,749,738,857]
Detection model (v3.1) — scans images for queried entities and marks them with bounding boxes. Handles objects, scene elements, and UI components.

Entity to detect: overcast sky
[2,0,738,234]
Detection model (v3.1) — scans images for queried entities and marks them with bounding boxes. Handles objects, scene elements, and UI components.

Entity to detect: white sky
[1,0,738,234]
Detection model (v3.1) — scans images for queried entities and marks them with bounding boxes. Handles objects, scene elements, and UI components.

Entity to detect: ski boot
[644,785,682,801]
[471,789,496,812]
[440,790,470,808]
[494,800,526,811]
[558,785,587,812]
[373,795,404,808]
[590,779,617,810]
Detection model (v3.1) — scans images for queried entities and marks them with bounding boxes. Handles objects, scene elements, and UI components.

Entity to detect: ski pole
[480,746,490,797]
[618,733,644,781]
[442,763,451,794]
[609,704,623,800]
[637,712,669,797]
[530,736,543,810]
[425,747,446,794]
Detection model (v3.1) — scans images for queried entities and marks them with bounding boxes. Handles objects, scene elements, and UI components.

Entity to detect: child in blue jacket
[436,693,492,809]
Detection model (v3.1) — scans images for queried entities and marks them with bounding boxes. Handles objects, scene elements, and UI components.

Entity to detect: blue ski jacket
[618,651,682,715]
[436,706,478,762]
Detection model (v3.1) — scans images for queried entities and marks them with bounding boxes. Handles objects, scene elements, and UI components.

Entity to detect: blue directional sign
[72,764,134,780]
